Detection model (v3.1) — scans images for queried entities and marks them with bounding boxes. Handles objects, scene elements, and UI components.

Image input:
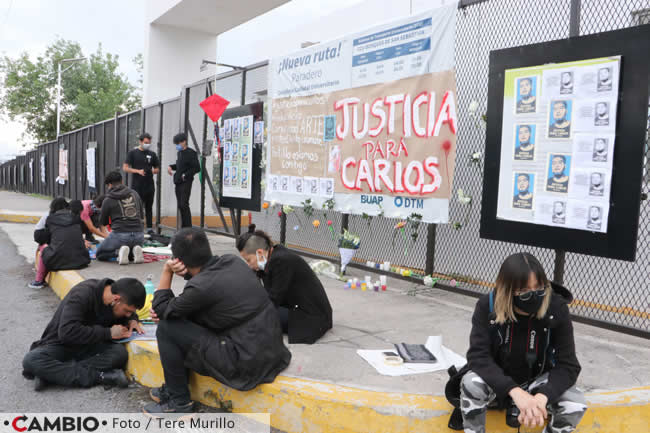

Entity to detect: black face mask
[514,292,544,315]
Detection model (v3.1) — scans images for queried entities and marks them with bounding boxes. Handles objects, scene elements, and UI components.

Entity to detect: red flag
[199,94,230,122]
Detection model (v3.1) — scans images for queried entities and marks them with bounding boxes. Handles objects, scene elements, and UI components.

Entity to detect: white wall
[143,24,216,105]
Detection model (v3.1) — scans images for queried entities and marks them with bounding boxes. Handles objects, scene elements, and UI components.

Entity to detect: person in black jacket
[22,278,146,391]
[237,225,333,344]
[167,132,200,228]
[461,253,586,433]
[95,171,145,264]
[29,197,90,289]
[144,228,291,415]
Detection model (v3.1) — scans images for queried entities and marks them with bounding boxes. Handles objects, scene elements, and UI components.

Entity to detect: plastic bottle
[144,274,155,295]
[137,275,155,321]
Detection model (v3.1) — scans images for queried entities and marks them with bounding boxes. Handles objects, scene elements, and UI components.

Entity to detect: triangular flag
[199,94,230,122]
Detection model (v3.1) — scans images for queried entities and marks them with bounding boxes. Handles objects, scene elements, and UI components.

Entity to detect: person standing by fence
[123,133,159,233]
[167,133,200,228]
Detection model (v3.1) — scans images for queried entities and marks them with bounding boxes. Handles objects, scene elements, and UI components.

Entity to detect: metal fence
[1,0,649,338]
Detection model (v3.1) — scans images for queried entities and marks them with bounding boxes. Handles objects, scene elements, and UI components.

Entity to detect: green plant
[407,213,423,241]
[301,198,314,218]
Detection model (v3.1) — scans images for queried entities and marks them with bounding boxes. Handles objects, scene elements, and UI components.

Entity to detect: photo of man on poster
[514,124,535,160]
[546,154,571,193]
[592,138,608,162]
[560,71,574,94]
[548,100,572,139]
[597,67,613,91]
[587,206,603,230]
[589,172,605,196]
[512,173,534,210]
[594,102,610,126]
[241,144,249,163]
[515,77,537,114]
[552,201,566,224]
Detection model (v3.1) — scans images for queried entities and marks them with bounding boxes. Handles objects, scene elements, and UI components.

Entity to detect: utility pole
[56,57,86,137]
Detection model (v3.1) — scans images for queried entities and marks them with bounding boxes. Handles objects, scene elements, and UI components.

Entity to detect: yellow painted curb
[46,269,650,433]
[0,212,41,224]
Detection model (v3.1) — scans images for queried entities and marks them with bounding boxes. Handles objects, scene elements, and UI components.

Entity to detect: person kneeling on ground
[69,196,109,243]
[96,170,146,265]
[29,197,90,289]
[237,224,333,344]
[144,228,291,415]
[22,278,146,391]
[460,252,586,433]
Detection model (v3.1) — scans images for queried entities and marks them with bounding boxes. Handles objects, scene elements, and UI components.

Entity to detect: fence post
[569,0,581,37]
[280,211,287,245]
[554,250,566,285]
[425,224,437,275]
[341,213,349,233]
[156,102,164,234]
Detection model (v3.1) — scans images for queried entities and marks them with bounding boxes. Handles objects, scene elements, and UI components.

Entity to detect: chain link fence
[1,0,649,337]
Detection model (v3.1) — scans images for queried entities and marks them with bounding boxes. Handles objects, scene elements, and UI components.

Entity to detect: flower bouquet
[338,229,361,274]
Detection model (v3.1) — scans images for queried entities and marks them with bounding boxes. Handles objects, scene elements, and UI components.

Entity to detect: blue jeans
[95,231,144,261]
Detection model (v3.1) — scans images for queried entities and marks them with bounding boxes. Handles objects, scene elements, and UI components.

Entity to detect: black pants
[22,342,127,388]
[174,181,193,228]
[156,319,212,404]
[134,186,155,229]
[277,306,289,334]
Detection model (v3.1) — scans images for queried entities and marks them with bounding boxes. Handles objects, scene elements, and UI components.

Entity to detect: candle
[380,275,387,286]
[361,283,367,291]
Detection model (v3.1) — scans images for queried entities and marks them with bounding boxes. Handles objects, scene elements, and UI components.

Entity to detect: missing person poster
[222,115,253,199]
[265,5,458,223]
[496,56,620,233]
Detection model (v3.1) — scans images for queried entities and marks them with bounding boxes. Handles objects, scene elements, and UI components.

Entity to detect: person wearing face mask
[167,132,200,228]
[123,133,160,233]
[22,278,146,391]
[236,225,333,344]
[144,228,290,415]
[453,253,586,433]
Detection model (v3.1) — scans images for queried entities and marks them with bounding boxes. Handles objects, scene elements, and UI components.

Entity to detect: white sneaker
[118,246,130,265]
[132,245,144,264]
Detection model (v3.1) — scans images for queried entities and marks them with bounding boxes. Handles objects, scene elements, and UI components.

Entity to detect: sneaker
[132,245,144,264]
[98,369,129,388]
[143,400,195,418]
[149,384,170,403]
[28,280,47,289]
[118,246,130,265]
[34,376,48,392]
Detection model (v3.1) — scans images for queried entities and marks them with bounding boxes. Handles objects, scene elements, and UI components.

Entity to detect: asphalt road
[0,227,151,413]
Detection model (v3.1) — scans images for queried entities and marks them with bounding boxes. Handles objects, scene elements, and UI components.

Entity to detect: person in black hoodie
[167,132,200,228]
[460,253,586,433]
[96,171,145,265]
[236,225,333,344]
[28,197,90,289]
[144,228,291,415]
[22,278,146,391]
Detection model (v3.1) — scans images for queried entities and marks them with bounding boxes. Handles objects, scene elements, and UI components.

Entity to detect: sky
[0,0,146,161]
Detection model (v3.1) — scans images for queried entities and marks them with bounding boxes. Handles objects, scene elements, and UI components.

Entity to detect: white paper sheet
[356,336,466,377]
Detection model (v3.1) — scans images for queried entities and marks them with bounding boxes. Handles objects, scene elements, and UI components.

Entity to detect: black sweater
[30,278,136,349]
[99,184,144,233]
[466,284,581,404]
[261,245,333,344]
[169,147,200,185]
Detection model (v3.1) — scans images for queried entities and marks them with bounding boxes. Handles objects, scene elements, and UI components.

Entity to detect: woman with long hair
[460,252,586,433]
[236,225,332,344]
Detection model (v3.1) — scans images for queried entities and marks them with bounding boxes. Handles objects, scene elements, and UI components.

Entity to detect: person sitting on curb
[69,196,109,243]
[237,224,333,344]
[144,228,291,415]
[95,170,145,265]
[22,278,146,391]
[459,252,586,433]
[29,197,90,289]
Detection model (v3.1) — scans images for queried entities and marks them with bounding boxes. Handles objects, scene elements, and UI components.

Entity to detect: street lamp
[56,57,86,137]
[199,59,244,72]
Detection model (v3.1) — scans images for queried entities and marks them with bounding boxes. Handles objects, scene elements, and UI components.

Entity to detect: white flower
[423,276,434,287]
[471,151,482,161]
[271,200,277,207]
[468,100,479,114]
[457,189,472,205]
[260,180,266,190]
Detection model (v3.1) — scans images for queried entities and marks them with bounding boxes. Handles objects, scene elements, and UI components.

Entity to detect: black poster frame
[218,102,263,212]
[480,25,650,262]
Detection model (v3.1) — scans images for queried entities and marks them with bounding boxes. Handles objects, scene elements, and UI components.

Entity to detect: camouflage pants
[460,370,587,433]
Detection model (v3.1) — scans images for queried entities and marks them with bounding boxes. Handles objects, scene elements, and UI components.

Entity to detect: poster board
[265,5,458,222]
[40,153,46,184]
[215,102,263,211]
[86,142,97,190]
[56,145,68,185]
[480,25,650,261]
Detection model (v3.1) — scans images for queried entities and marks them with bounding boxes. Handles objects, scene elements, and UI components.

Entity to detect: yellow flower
[312,220,321,228]
[394,221,406,229]
[262,202,270,209]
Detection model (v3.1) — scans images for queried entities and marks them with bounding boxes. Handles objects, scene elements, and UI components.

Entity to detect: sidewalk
[1,190,650,432]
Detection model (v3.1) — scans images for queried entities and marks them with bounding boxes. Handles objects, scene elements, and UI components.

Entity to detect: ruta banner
[266,5,457,223]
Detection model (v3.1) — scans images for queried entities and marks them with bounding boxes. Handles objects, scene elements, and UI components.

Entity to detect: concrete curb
[0,211,42,224]
[44,268,650,433]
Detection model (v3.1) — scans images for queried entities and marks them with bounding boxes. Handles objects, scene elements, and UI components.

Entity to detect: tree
[0,38,141,146]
